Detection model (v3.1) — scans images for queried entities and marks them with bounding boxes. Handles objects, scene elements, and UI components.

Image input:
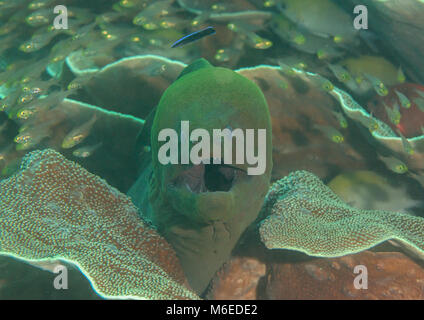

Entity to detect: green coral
[259,170,424,257]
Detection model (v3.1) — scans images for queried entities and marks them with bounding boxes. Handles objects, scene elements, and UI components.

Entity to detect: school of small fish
[0,0,424,182]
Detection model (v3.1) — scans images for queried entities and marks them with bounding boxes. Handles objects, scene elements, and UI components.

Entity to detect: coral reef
[0,148,197,299]
[259,170,424,258]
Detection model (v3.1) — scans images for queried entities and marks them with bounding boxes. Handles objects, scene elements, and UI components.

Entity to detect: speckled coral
[259,170,424,258]
[0,148,198,300]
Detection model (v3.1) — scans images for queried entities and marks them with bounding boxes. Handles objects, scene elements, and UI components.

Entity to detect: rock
[207,256,266,300]
[264,251,424,300]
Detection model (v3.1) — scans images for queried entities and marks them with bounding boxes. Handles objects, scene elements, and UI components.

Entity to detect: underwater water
[0,0,424,300]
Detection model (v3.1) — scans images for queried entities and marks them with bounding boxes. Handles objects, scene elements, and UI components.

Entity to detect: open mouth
[171,160,244,193]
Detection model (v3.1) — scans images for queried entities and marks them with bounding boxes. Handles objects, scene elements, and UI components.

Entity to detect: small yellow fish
[100,29,119,41]
[364,73,388,96]
[19,40,42,53]
[263,0,276,7]
[214,48,240,63]
[397,129,414,155]
[11,90,67,121]
[28,0,54,10]
[17,85,45,107]
[191,12,210,27]
[14,126,50,150]
[328,64,352,83]
[67,76,93,91]
[314,124,344,143]
[18,92,37,105]
[383,102,401,125]
[316,47,342,60]
[16,107,39,120]
[19,31,57,53]
[25,9,52,27]
[277,61,296,77]
[333,35,345,44]
[211,3,228,12]
[227,22,272,50]
[159,17,184,29]
[246,33,273,50]
[69,22,96,41]
[397,66,406,83]
[72,142,102,158]
[360,115,379,132]
[119,0,139,8]
[379,156,408,174]
[395,90,411,109]
[133,0,173,29]
[291,33,306,46]
[61,115,97,149]
[14,131,32,145]
[0,90,20,112]
[28,90,70,111]
[332,111,348,128]
[368,118,379,132]
[96,10,124,24]
[311,75,334,92]
[214,48,230,62]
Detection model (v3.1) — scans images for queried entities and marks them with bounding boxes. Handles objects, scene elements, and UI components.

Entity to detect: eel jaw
[170,160,244,194]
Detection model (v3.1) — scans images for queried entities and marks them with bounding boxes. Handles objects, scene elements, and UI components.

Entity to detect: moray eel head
[148,59,273,294]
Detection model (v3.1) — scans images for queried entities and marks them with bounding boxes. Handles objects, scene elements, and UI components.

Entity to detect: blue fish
[171,26,216,48]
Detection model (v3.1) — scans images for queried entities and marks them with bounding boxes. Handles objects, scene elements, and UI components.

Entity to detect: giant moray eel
[128,59,273,294]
